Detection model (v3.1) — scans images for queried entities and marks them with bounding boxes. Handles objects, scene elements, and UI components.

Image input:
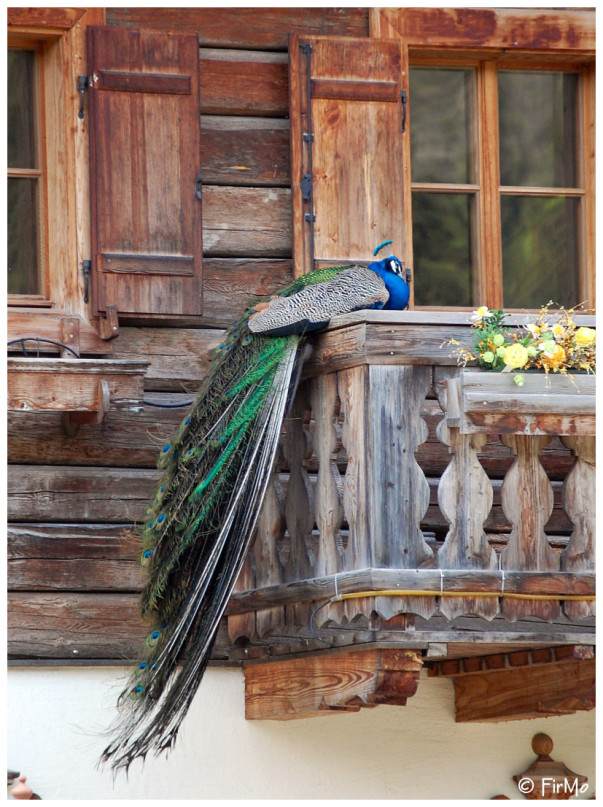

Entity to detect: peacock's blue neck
[368,261,409,311]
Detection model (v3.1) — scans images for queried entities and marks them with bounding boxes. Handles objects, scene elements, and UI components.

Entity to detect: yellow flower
[575,327,596,346]
[525,323,541,334]
[502,343,529,369]
[541,343,566,370]
[552,323,565,338]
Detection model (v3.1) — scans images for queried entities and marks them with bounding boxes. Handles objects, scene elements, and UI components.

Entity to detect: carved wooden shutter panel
[289,35,406,275]
[88,26,203,317]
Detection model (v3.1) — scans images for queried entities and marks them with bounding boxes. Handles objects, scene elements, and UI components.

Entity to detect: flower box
[445,369,595,436]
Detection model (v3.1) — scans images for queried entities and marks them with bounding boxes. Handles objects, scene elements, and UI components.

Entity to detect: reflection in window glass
[8,49,37,169]
[501,196,579,309]
[8,48,41,296]
[8,178,40,295]
[410,67,476,184]
[498,71,578,188]
[412,193,473,306]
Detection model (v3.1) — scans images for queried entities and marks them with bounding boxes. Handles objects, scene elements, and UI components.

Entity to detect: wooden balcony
[227,312,595,718]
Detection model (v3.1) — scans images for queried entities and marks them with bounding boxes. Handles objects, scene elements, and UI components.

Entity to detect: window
[409,62,587,310]
[7,44,48,303]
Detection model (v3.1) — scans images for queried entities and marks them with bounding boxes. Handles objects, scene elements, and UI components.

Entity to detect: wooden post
[435,368,498,620]
[337,364,435,622]
[500,435,560,622]
[560,435,596,621]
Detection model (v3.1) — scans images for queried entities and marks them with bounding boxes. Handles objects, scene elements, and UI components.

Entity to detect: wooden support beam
[452,656,595,723]
[244,649,423,720]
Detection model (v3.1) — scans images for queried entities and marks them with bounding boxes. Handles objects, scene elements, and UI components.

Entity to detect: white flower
[471,306,491,322]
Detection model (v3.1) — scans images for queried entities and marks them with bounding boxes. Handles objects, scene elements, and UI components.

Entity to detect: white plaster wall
[7,666,595,800]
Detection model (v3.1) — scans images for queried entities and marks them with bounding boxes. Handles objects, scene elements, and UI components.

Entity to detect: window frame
[6,7,110,354]
[370,7,596,313]
[8,37,51,306]
[408,53,593,311]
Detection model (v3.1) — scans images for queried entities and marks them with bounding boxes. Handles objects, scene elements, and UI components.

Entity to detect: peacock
[100,252,410,773]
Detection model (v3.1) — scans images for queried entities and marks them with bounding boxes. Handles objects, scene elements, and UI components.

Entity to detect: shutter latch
[77,75,89,120]
[82,259,92,303]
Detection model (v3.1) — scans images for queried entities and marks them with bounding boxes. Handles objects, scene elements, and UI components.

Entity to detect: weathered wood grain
[202,186,291,257]
[289,34,405,274]
[7,310,112,355]
[227,568,595,616]
[435,368,498,621]
[7,358,148,414]
[200,49,288,117]
[8,524,142,591]
[453,657,595,722]
[560,436,596,621]
[107,7,369,50]
[310,374,344,578]
[8,592,144,660]
[7,466,161,523]
[244,649,422,719]
[113,328,221,391]
[373,7,595,53]
[201,117,290,187]
[7,395,576,480]
[501,435,560,623]
[6,464,573,538]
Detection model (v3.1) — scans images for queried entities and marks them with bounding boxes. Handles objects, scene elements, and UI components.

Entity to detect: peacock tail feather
[100,263,356,772]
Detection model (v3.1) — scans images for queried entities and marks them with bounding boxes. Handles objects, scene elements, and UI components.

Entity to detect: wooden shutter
[88,26,203,317]
[289,35,406,275]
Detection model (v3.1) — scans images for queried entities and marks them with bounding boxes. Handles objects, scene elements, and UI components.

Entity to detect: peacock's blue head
[384,256,404,277]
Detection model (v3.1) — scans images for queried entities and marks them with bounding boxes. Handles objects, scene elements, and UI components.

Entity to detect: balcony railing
[227,312,595,652]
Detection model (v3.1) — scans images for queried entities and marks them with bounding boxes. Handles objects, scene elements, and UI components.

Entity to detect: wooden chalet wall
[7,7,591,666]
[8,7,370,663]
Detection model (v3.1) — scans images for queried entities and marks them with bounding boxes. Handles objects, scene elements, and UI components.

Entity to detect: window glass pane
[410,67,475,184]
[498,71,577,188]
[501,196,579,309]
[8,49,37,169]
[412,192,473,306]
[8,177,40,295]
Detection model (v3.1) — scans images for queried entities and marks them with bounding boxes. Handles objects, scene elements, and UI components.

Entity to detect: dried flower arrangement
[450,304,596,386]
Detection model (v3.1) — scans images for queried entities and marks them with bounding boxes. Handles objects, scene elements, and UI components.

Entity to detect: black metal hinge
[401,89,407,133]
[77,75,89,120]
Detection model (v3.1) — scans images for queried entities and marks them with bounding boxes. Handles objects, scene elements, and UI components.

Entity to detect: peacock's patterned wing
[248,266,389,336]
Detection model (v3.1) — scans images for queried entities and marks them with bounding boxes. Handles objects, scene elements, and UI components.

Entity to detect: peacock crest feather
[100,258,409,773]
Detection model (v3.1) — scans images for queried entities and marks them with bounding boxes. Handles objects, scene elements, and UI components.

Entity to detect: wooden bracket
[97,304,119,341]
[427,646,595,723]
[244,649,423,720]
[61,379,111,436]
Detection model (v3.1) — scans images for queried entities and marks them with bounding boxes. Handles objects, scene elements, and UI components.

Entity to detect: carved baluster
[282,380,315,631]
[253,473,287,638]
[311,373,344,575]
[435,372,498,620]
[310,373,346,626]
[228,547,256,644]
[500,434,560,621]
[560,435,596,621]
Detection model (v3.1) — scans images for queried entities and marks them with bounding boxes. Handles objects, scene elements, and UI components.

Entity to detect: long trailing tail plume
[100,257,409,773]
